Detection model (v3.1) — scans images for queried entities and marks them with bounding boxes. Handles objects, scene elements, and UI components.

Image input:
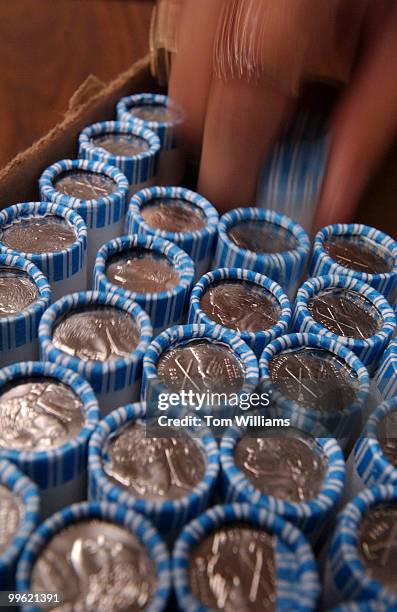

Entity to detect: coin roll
[0,202,87,302]
[88,402,219,538]
[172,503,320,612]
[220,427,345,537]
[188,267,292,358]
[0,361,99,518]
[292,275,396,374]
[0,253,52,369]
[213,207,311,296]
[16,501,171,612]
[0,459,40,589]
[39,291,153,415]
[375,338,397,401]
[93,234,195,335]
[141,323,259,403]
[324,484,397,609]
[259,333,370,442]
[126,186,219,278]
[39,159,129,282]
[78,120,160,196]
[346,397,397,500]
[116,93,186,185]
[310,223,397,305]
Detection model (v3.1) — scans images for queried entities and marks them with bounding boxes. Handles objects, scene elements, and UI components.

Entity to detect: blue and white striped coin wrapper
[310,224,397,305]
[16,501,171,612]
[324,484,397,609]
[346,397,397,500]
[220,428,345,538]
[39,158,129,282]
[0,201,87,302]
[0,460,39,589]
[78,120,160,196]
[292,275,396,374]
[38,291,153,414]
[0,361,99,519]
[213,207,311,297]
[126,186,219,279]
[188,267,292,359]
[259,333,370,443]
[0,254,52,369]
[141,323,259,403]
[374,338,397,400]
[257,111,329,234]
[93,234,195,335]
[116,93,186,185]
[88,402,219,539]
[172,503,320,612]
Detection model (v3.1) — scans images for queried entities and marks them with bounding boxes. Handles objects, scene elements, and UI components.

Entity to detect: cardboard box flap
[0,55,157,206]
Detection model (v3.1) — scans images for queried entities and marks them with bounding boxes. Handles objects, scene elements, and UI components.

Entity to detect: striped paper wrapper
[78,120,160,190]
[38,291,153,414]
[173,503,320,611]
[220,428,345,535]
[0,253,52,369]
[0,202,87,301]
[259,333,370,441]
[16,501,171,612]
[374,338,397,400]
[326,484,397,608]
[39,158,130,279]
[0,361,99,492]
[0,460,39,589]
[310,224,397,305]
[116,93,186,185]
[126,186,219,279]
[88,402,219,536]
[141,323,259,403]
[93,234,195,335]
[292,274,396,373]
[213,207,310,294]
[188,267,292,358]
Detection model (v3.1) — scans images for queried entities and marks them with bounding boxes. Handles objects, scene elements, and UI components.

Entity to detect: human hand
[168,0,397,228]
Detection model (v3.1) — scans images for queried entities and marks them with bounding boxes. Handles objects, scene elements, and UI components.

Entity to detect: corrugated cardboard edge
[0,54,157,205]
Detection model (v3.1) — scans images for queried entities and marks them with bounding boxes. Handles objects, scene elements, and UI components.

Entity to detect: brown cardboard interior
[0,55,159,206]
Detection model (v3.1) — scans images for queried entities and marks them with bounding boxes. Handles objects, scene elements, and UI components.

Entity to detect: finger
[198,77,293,212]
[168,0,224,159]
[315,5,397,228]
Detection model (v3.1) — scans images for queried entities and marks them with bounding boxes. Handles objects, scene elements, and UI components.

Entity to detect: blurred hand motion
[157,0,397,228]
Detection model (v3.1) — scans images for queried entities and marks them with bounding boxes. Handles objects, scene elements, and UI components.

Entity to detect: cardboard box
[0,55,160,206]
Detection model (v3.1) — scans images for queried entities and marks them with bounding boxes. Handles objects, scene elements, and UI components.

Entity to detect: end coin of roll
[292,274,396,374]
[38,291,153,415]
[310,223,397,305]
[213,207,311,297]
[0,202,87,301]
[39,158,130,283]
[189,267,291,358]
[88,402,219,541]
[0,459,40,589]
[127,186,219,279]
[116,93,186,185]
[0,253,52,369]
[0,361,99,519]
[78,120,160,197]
[173,503,320,612]
[93,234,195,335]
[15,501,171,612]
